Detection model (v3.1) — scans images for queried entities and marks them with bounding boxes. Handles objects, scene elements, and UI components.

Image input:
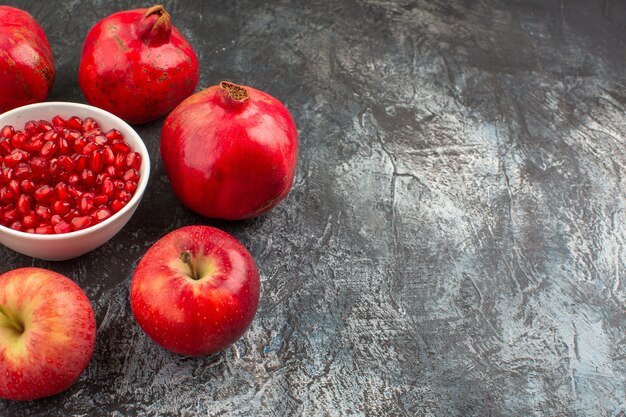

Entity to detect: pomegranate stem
[140,4,172,44]
[219,81,249,102]
[180,250,199,280]
[0,304,24,333]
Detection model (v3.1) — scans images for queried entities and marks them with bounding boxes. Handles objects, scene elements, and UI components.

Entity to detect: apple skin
[0,268,96,401]
[130,225,260,356]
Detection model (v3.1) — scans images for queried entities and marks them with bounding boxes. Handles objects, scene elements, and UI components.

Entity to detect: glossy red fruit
[130,226,260,356]
[0,6,55,113]
[0,268,96,401]
[160,81,299,220]
[78,5,199,124]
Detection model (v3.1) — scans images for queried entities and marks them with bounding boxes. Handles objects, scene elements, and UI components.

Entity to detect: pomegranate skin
[160,82,299,220]
[78,6,199,124]
[0,6,55,113]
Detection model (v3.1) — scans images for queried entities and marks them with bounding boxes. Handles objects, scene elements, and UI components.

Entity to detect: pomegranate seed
[0,139,12,156]
[20,180,35,193]
[90,150,104,172]
[9,221,23,231]
[1,168,13,183]
[58,155,75,171]
[103,146,115,165]
[58,138,70,154]
[111,199,126,213]
[73,137,88,153]
[8,180,19,196]
[49,159,60,178]
[67,186,82,200]
[123,169,139,182]
[113,180,125,190]
[92,207,112,222]
[112,141,131,154]
[14,163,32,180]
[29,137,45,152]
[57,171,70,182]
[83,128,102,138]
[124,181,137,193]
[3,205,18,223]
[82,142,99,155]
[105,129,122,141]
[74,155,88,171]
[68,173,80,186]
[10,132,27,149]
[24,121,38,134]
[43,130,58,142]
[116,190,131,202]
[34,185,54,202]
[50,214,63,225]
[83,117,97,131]
[71,215,93,231]
[102,179,114,197]
[52,200,71,215]
[94,194,108,206]
[81,169,96,186]
[55,182,69,200]
[35,225,54,234]
[1,125,15,138]
[105,165,117,177]
[54,221,71,234]
[30,157,49,175]
[93,135,108,146]
[65,209,79,222]
[114,153,126,170]
[79,196,94,214]
[40,140,57,159]
[64,129,81,141]
[126,152,141,170]
[95,172,108,185]
[17,194,31,213]
[38,121,53,132]
[22,212,38,228]
[66,116,83,131]
[35,205,51,221]
[4,149,27,167]
[52,115,66,128]
[0,187,14,203]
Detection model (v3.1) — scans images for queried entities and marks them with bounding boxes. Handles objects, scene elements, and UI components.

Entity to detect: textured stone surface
[1,0,625,416]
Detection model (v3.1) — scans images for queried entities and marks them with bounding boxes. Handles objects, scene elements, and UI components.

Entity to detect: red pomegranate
[78,5,199,124]
[0,6,55,113]
[160,81,299,220]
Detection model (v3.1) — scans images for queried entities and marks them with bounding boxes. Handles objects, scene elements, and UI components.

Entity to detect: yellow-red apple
[0,267,96,401]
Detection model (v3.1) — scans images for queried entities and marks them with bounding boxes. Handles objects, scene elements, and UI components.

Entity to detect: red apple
[0,267,96,401]
[130,225,260,356]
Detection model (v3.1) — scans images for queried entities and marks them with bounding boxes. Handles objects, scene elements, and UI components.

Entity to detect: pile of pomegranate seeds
[0,116,141,234]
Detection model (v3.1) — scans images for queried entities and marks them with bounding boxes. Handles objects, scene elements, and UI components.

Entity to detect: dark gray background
[1,0,625,416]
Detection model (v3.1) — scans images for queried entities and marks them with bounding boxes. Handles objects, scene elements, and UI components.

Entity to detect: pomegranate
[0,6,55,113]
[160,81,298,220]
[78,5,199,124]
[0,116,141,234]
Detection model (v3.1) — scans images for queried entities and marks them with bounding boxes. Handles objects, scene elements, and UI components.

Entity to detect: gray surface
[1,0,625,416]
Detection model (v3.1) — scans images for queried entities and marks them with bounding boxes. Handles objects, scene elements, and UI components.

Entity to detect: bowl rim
[0,101,151,241]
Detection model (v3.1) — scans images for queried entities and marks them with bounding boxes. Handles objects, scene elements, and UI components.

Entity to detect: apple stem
[180,250,199,280]
[0,304,24,333]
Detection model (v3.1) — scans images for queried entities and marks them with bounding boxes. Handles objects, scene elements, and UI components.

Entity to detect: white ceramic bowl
[0,102,150,260]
